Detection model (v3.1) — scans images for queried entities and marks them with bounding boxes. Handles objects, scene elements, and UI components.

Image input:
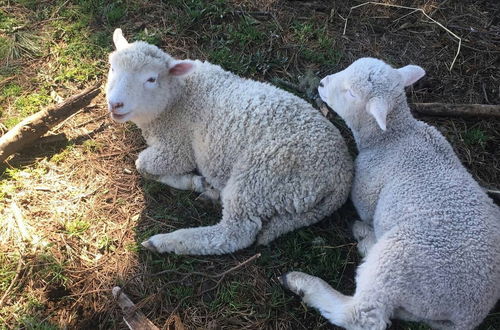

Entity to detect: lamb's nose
[109,101,124,111]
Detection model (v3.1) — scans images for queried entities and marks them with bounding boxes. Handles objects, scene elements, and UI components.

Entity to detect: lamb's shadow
[124,175,500,330]
[120,171,364,328]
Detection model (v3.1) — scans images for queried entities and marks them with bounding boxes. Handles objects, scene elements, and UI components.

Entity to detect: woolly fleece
[105,29,353,255]
[281,58,500,330]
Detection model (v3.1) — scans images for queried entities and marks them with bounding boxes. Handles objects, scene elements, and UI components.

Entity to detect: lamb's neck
[353,98,417,150]
[136,63,238,137]
[135,100,192,142]
[181,62,234,119]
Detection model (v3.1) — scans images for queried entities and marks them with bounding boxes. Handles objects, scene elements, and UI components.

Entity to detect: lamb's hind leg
[280,238,396,329]
[279,271,389,330]
[141,209,261,255]
[158,174,220,202]
[158,173,207,193]
[279,272,354,327]
[157,173,221,202]
[142,181,261,255]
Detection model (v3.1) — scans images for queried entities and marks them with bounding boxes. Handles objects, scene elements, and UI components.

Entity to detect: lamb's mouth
[111,112,130,121]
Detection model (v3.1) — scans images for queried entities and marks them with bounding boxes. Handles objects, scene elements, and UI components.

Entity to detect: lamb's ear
[366,97,389,131]
[168,60,194,76]
[397,65,425,87]
[113,28,129,50]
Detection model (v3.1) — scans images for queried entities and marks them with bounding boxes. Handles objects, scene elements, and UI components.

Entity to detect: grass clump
[134,28,163,45]
[1,83,22,99]
[463,128,489,146]
[64,218,91,237]
[0,9,21,32]
[37,253,69,286]
[292,22,340,66]
[49,144,75,164]
[0,90,51,128]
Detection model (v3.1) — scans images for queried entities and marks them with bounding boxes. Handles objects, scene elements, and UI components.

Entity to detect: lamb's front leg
[142,208,262,255]
[158,174,207,193]
[159,174,220,202]
[135,146,194,180]
[135,146,219,200]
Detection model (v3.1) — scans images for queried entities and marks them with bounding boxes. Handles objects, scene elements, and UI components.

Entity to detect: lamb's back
[374,122,495,229]
[364,121,500,311]
[190,63,350,190]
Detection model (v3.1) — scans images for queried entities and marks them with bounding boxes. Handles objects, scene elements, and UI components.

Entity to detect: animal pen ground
[0,0,499,329]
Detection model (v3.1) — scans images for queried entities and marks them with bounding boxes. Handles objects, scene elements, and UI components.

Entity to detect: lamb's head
[106,29,195,124]
[318,57,425,131]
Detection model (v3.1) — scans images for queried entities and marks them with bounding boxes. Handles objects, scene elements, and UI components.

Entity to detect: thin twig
[119,253,261,321]
[0,76,15,88]
[66,288,111,298]
[74,113,108,128]
[121,253,261,293]
[313,243,357,249]
[342,2,462,71]
[0,256,23,306]
[213,253,261,279]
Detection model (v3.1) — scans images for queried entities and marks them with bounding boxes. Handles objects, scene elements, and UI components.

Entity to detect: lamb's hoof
[278,272,304,298]
[140,172,160,181]
[141,240,158,253]
[278,272,291,289]
[196,189,220,206]
[352,220,373,242]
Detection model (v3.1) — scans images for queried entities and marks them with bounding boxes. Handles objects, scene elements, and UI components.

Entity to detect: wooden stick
[274,77,499,119]
[411,103,500,118]
[0,84,101,163]
[112,286,160,330]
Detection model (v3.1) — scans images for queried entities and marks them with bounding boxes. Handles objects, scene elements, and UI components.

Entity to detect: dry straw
[342,2,462,71]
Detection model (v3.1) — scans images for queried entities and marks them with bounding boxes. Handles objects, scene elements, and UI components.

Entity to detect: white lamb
[280,58,500,329]
[105,29,353,255]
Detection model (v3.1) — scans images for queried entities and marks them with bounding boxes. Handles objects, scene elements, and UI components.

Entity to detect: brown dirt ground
[1,0,499,329]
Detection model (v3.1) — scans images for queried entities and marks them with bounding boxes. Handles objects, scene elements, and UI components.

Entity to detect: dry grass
[0,0,499,329]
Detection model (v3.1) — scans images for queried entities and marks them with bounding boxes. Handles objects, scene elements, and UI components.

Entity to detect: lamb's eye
[147,77,156,83]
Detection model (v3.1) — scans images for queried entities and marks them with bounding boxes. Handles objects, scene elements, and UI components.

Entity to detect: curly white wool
[105,29,353,256]
[281,57,500,330]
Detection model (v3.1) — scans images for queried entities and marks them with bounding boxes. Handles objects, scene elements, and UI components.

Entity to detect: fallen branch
[165,314,185,330]
[112,286,160,330]
[411,103,500,118]
[0,84,101,163]
[273,77,499,119]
